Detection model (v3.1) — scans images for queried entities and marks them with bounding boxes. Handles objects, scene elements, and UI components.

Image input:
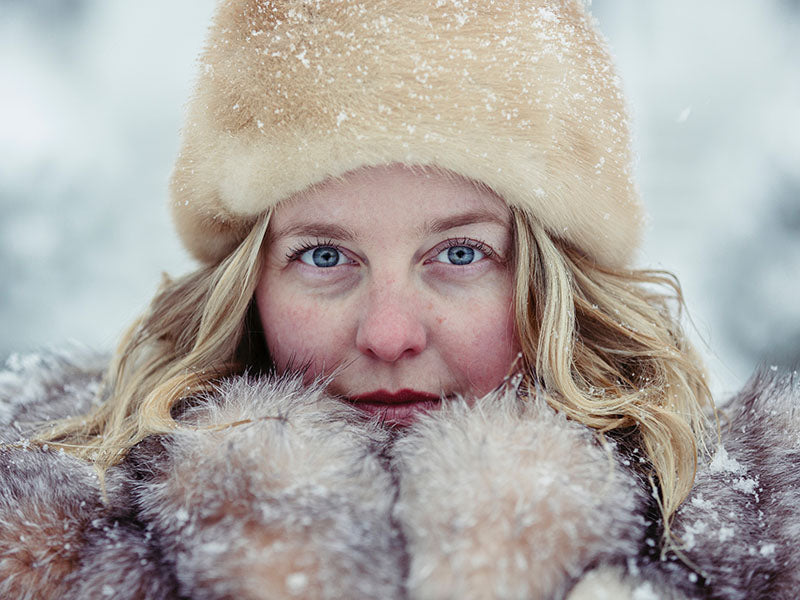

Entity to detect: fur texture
[171,0,641,267]
[640,371,800,600]
[131,376,406,599]
[1,353,798,599]
[392,389,645,599]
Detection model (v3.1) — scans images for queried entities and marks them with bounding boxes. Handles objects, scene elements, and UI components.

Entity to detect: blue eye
[435,245,485,265]
[300,246,346,267]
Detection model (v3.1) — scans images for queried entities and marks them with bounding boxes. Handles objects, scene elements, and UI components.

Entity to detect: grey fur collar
[1,352,798,599]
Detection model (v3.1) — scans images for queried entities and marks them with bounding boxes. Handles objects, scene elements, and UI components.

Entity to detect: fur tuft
[0,347,106,441]
[392,387,646,600]
[133,375,406,599]
[645,370,800,599]
[0,450,100,600]
[0,447,176,600]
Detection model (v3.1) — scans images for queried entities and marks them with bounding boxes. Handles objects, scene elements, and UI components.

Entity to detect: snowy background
[1,0,798,399]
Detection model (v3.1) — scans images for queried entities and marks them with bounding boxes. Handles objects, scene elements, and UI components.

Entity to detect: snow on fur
[0,347,106,442]
[172,0,641,267]
[660,370,800,600]
[392,387,646,600]
[0,446,176,600]
[565,566,692,600]
[1,354,798,599]
[133,375,406,600]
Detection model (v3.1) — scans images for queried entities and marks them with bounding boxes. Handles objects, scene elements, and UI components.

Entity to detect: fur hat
[171,0,642,268]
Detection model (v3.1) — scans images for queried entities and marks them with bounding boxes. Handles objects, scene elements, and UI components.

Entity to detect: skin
[255,164,519,416]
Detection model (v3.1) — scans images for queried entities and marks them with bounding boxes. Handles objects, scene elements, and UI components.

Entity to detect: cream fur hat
[171,0,642,268]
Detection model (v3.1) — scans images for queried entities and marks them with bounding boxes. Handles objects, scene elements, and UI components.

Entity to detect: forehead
[269,164,510,233]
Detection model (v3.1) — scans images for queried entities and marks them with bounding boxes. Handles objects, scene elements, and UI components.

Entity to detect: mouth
[347,389,443,426]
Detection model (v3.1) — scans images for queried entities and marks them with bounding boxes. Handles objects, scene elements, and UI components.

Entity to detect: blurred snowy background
[1,0,798,398]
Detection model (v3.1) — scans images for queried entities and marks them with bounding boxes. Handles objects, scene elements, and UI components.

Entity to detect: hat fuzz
[171,0,642,267]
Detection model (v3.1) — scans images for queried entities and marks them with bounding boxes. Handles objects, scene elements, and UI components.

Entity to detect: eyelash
[284,238,343,263]
[284,237,495,264]
[433,237,494,260]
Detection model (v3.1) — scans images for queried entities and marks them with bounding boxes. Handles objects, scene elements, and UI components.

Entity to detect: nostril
[356,304,427,363]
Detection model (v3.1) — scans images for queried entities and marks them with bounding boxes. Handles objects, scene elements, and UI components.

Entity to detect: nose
[355,282,428,363]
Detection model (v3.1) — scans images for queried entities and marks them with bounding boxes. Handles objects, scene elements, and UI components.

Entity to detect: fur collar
[1,352,798,599]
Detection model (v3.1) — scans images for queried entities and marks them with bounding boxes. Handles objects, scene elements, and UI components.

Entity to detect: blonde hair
[36,212,272,470]
[38,204,711,526]
[510,207,711,524]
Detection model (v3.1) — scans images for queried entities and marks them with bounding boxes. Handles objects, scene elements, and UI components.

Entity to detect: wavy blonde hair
[36,212,273,467]
[510,207,711,524]
[37,204,711,525]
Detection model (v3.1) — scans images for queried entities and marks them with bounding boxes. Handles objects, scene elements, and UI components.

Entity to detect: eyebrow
[420,209,509,236]
[270,222,359,243]
[270,209,508,243]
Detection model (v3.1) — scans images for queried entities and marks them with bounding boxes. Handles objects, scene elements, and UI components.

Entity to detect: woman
[1,1,798,598]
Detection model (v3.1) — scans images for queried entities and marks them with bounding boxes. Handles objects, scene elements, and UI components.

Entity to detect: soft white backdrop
[2,0,798,398]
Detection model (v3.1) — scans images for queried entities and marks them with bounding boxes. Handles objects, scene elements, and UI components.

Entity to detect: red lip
[347,389,442,426]
[350,389,440,404]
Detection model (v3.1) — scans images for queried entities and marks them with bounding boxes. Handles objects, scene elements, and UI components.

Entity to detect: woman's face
[255,164,519,424]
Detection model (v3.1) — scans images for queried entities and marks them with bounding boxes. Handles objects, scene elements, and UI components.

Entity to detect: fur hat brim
[171,0,642,267]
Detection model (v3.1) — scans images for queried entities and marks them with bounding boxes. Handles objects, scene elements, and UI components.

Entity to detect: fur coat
[0,350,798,599]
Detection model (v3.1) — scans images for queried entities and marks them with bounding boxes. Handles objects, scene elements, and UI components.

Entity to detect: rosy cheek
[453,298,517,396]
[264,300,349,377]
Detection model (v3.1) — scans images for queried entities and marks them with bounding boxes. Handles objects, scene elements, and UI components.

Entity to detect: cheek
[438,291,518,396]
[255,285,351,376]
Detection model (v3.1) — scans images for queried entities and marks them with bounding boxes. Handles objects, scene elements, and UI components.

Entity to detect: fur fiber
[1,353,798,599]
[639,371,800,600]
[171,0,642,268]
[392,389,644,599]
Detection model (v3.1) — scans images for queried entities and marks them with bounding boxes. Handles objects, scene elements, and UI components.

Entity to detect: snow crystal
[101,585,115,597]
[708,446,746,475]
[690,494,712,509]
[286,572,309,595]
[5,352,43,372]
[732,476,758,497]
[676,106,692,124]
[719,526,735,542]
[759,543,776,557]
[174,507,190,525]
[336,111,349,127]
[632,582,659,600]
[536,7,559,24]
[594,156,606,172]
[681,519,709,551]
[295,49,310,68]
